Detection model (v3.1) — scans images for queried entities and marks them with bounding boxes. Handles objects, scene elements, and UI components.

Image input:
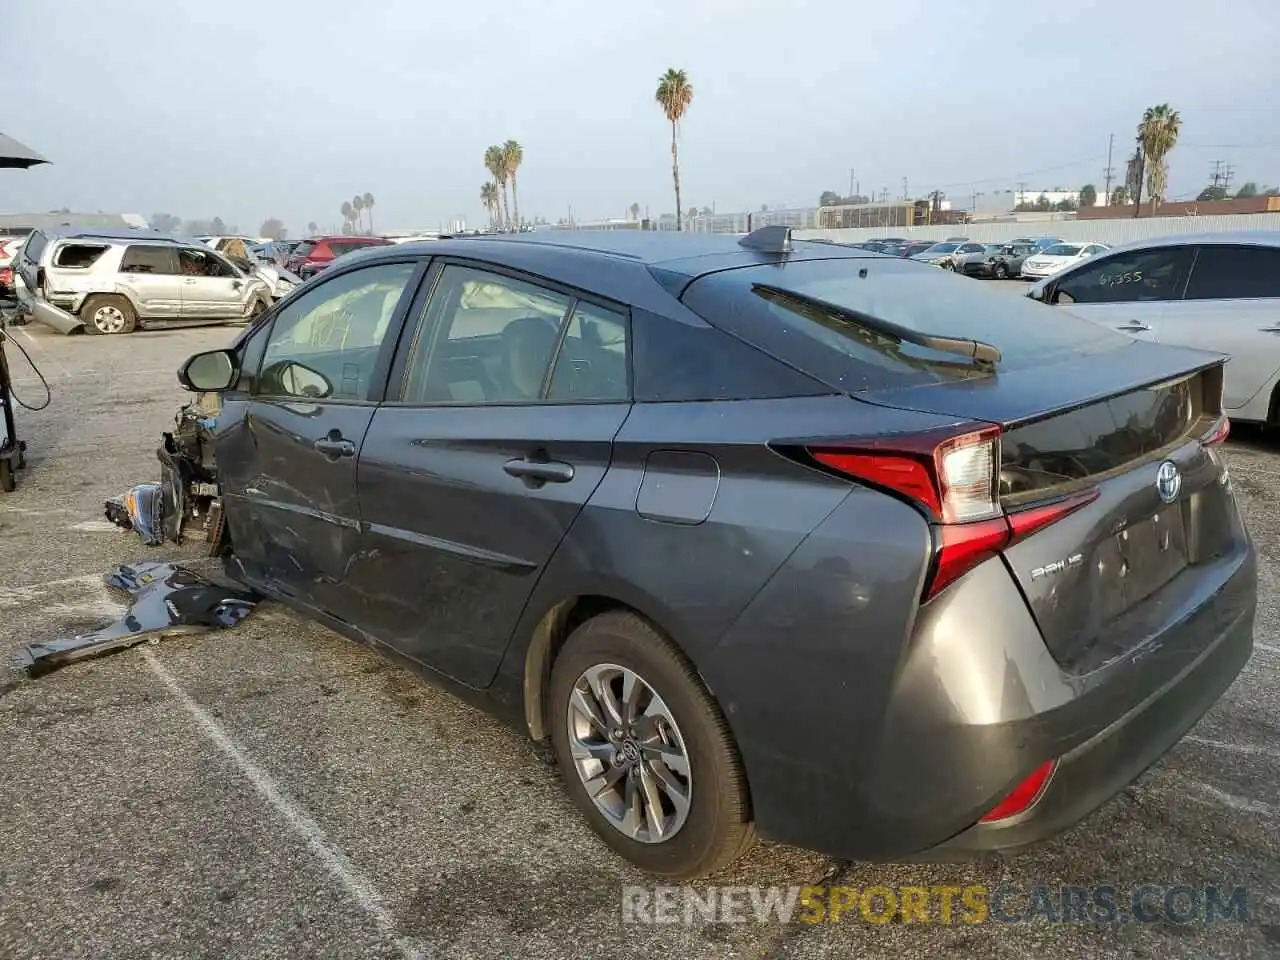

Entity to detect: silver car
[1027,231,1280,424]
[13,229,272,335]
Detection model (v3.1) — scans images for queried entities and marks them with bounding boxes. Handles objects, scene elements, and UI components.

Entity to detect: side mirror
[178,349,238,392]
[259,359,333,399]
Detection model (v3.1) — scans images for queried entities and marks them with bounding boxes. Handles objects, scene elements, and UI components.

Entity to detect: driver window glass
[178,248,235,278]
[1054,247,1191,305]
[400,265,572,404]
[256,262,416,401]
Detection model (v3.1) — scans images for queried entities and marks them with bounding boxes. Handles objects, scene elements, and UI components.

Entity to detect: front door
[116,244,182,319]
[177,247,248,320]
[352,263,633,686]
[215,259,423,619]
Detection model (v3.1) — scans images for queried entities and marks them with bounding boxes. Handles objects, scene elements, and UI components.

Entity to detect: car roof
[1103,230,1280,254]
[309,235,392,242]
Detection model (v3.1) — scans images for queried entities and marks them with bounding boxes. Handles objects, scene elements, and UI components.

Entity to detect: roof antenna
[739,225,792,254]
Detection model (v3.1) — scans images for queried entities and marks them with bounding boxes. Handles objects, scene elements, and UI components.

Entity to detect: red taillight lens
[1202,415,1230,446]
[980,760,1057,822]
[808,428,1097,599]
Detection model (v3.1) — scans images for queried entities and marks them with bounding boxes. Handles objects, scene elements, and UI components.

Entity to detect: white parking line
[1185,781,1274,817]
[1182,735,1280,759]
[142,650,429,960]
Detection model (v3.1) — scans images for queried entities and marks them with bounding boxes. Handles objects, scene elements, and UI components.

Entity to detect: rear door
[1047,243,1195,340]
[1160,243,1280,415]
[117,245,182,319]
[177,247,247,319]
[351,261,632,686]
[214,259,424,618]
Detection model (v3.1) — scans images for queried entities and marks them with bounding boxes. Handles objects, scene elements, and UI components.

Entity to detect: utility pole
[1103,133,1115,203]
[1015,181,1027,207]
[1210,160,1224,189]
[849,167,855,200]
[1224,164,1235,193]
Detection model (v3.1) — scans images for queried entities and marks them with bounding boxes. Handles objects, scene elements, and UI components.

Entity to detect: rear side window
[547,301,629,402]
[120,245,178,274]
[330,240,379,257]
[1053,246,1192,305]
[53,243,109,269]
[1184,245,1280,300]
[293,241,317,258]
[681,257,1129,394]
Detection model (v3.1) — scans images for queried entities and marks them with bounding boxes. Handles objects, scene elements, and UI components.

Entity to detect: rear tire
[548,610,756,878]
[82,295,136,335]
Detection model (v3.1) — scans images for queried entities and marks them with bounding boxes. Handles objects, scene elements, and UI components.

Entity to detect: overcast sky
[2,0,1277,234]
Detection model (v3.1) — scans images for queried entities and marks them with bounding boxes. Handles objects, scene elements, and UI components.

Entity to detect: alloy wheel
[566,662,692,844]
[93,304,126,333]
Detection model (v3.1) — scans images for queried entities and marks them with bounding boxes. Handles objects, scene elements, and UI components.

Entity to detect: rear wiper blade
[752,283,1002,367]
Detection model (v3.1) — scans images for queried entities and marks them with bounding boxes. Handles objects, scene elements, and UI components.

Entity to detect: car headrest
[502,316,559,399]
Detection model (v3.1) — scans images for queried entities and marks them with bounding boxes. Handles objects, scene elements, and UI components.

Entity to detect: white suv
[14,229,272,335]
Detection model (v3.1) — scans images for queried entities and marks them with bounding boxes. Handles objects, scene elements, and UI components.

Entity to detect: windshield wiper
[752,283,1002,368]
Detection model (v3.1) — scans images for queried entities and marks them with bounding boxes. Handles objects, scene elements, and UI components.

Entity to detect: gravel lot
[1,298,1277,959]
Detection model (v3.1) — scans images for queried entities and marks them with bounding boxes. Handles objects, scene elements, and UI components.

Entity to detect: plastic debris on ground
[14,561,260,677]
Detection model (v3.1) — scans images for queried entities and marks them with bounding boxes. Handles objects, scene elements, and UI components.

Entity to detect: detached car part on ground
[172,228,1254,879]
[11,228,278,335]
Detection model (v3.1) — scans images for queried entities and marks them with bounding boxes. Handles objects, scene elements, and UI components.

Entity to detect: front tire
[995,262,1009,279]
[549,611,756,878]
[82,295,136,335]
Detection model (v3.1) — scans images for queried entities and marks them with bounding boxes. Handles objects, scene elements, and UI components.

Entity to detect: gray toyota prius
[177,227,1255,878]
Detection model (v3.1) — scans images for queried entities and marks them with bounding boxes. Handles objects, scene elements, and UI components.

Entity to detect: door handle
[1117,322,1150,332]
[504,457,574,484]
[313,435,356,458]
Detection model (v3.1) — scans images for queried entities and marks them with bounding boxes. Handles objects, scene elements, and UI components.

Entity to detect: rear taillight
[980,759,1057,822]
[1202,415,1230,446]
[808,427,1096,599]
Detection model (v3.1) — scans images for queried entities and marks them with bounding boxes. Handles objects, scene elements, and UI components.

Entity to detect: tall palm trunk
[501,181,512,232]
[1131,151,1144,218]
[510,173,520,233]
[671,120,682,231]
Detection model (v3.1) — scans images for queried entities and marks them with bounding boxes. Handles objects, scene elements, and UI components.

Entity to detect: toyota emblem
[1155,460,1181,504]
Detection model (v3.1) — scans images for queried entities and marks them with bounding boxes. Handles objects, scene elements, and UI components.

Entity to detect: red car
[287,235,394,280]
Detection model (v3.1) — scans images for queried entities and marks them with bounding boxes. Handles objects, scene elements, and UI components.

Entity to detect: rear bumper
[926,586,1253,856]
[14,278,85,334]
[709,523,1256,861]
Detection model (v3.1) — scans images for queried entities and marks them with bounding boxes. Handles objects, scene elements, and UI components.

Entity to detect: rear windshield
[1042,244,1082,257]
[680,256,1131,393]
[293,241,316,258]
[924,243,960,254]
[329,240,380,256]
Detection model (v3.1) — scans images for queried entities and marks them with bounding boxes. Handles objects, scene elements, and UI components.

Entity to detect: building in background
[0,211,148,233]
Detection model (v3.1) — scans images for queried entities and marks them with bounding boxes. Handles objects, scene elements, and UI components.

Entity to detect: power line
[914,154,1108,193]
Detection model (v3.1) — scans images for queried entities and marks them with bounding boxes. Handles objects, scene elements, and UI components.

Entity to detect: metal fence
[794,213,1280,247]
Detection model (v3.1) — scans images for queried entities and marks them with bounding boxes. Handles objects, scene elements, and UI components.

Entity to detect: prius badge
[1156,460,1181,504]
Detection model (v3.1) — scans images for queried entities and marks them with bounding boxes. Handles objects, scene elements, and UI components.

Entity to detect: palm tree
[655,68,693,231]
[1137,104,1181,216]
[340,201,354,233]
[484,145,507,230]
[362,192,375,233]
[480,182,499,231]
[502,140,523,232]
[629,202,641,221]
[351,195,365,233]
[307,220,319,236]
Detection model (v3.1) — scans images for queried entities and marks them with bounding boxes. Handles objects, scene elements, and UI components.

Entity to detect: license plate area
[1094,503,1188,621]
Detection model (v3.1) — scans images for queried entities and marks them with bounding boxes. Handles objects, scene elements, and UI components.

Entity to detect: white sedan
[1020,242,1110,279]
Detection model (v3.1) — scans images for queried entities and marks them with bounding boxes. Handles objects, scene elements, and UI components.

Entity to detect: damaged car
[12,228,274,334]
[167,230,1253,879]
